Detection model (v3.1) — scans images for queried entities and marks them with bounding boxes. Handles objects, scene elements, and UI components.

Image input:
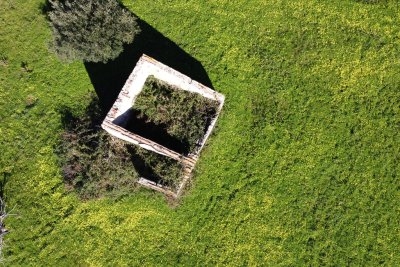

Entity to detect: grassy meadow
[1,0,400,265]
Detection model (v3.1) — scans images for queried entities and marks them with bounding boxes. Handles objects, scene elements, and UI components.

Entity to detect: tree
[47,0,140,63]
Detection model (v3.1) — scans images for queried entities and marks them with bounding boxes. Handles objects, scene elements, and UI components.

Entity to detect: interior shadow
[84,17,214,112]
[113,109,190,154]
[125,146,165,186]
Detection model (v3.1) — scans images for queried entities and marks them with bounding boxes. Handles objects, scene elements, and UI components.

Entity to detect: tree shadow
[39,1,213,112]
[84,17,214,112]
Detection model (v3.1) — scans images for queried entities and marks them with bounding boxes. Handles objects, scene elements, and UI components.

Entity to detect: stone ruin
[102,54,225,198]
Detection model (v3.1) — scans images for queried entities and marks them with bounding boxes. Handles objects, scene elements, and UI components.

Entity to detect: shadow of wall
[84,18,213,112]
[113,108,190,155]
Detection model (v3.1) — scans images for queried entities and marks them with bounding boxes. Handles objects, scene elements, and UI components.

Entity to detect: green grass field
[1,0,400,265]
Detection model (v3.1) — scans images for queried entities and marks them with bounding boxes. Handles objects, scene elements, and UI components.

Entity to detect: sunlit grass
[1,0,399,265]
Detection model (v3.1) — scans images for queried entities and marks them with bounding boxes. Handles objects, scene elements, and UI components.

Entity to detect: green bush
[47,0,140,63]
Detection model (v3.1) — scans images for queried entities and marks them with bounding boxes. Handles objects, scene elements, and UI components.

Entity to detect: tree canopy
[47,0,140,63]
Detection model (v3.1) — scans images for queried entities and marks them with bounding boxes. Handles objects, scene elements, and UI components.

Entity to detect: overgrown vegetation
[133,75,219,153]
[1,0,400,265]
[47,0,140,63]
[56,95,184,199]
[56,97,139,199]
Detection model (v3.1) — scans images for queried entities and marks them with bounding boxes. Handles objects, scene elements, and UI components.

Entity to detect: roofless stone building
[102,54,224,198]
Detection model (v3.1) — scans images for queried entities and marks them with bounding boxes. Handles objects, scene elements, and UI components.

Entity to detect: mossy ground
[1,0,400,265]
